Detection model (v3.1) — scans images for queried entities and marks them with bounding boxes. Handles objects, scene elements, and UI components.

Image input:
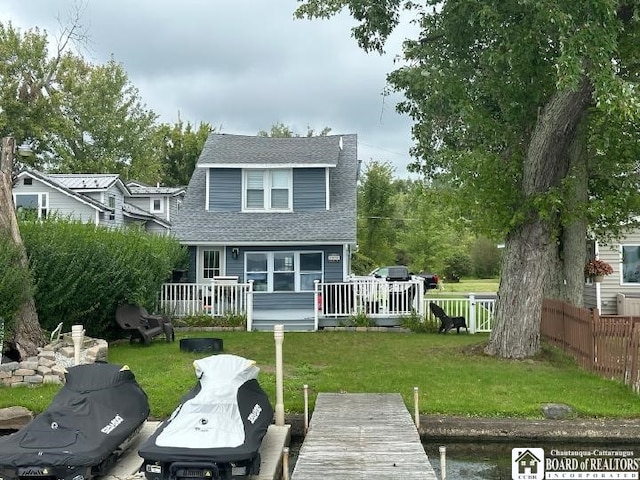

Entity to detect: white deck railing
[425,295,496,333]
[314,279,426,330]
[158,281,254,329]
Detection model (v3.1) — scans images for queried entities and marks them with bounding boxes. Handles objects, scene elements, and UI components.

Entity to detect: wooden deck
[291,393,437,479]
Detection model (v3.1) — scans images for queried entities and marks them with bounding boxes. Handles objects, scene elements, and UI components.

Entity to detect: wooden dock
[291,393,437,479]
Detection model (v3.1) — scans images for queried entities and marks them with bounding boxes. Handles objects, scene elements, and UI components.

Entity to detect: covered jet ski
[139,354,274,480]
[0,362,149,480]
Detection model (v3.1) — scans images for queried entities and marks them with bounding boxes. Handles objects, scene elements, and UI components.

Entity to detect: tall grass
[2,331,639,420]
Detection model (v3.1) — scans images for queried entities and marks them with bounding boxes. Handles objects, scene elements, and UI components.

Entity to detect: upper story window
[15,193,47,220]
[243,169,292,211]
[151,197,164,213]
[108,195,116,221]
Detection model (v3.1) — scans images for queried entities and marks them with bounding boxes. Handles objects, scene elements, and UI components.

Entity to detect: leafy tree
[156,120,211,186]
[258,122,332,137]
[51,55,160,181]
[296,0,640,358]
[357,160,396,266]
[470,237,501,279]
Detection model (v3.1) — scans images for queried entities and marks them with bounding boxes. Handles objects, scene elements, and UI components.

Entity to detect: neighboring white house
[585,235,640,315]
[12,170,185,234]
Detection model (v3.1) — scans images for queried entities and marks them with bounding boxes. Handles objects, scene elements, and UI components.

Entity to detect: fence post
[469,294,476,334]
[246,280,254,332]
[314,280,320,331]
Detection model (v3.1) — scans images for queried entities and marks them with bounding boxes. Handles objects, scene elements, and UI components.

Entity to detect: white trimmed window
[150,197,164,213]
[245,251,323,292]
[621,244,640,284]
[243,169,292,211]
[14,193,48,219]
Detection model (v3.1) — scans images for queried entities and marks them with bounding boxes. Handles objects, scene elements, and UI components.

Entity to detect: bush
[471,237,502,278]
[0,237,33,340]
[179,313,247,328]
[401,310,438,333]
[20,219,187,340]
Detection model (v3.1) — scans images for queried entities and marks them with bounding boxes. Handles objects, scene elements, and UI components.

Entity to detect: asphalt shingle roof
[173,133,358,244]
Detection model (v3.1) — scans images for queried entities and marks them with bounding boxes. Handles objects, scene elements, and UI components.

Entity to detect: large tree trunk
[486,78,593,358]
[0,137,44,359]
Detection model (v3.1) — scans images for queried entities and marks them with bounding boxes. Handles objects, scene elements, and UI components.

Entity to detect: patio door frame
[197,247,224,283]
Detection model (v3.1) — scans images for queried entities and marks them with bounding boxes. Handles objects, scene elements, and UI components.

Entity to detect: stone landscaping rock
[0,406,32,430]
[541,403,573,419]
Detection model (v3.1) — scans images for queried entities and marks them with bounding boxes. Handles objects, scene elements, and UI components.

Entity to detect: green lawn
[436,278,499,294]
[2,330,639,420]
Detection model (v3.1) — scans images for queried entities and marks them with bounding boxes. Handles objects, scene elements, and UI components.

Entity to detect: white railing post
[246,280,254,332]
[274,324,285,426]
[314,280,320,331]
[469,293,476,334]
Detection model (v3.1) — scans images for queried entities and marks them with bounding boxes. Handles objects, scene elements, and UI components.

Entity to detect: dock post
[303,384,309,435]
[274,324,285,426]
[413,386,420,429]
[439,445,447,480]
[282,447,290,480]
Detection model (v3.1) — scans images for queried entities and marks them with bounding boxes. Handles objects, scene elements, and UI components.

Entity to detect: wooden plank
[292,393,437,479]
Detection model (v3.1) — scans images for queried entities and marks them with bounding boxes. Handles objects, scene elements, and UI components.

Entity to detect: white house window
[246,253,268,292]
[245,251,323,292]
[108,195,116,221]
[202,250,221,279]
[300,252,323,291]
[15,193,47,219]
[243,169,292,211]
[621,245,640,284]
[151,198,164,213]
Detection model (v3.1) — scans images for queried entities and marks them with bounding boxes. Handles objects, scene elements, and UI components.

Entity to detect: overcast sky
[0,0,420,178]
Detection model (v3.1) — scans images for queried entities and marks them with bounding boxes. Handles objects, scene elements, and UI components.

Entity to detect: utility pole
[0,136,43,360]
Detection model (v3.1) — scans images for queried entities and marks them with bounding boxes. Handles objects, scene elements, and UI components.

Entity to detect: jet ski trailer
[0,362,150,480]
[139,354,274,480]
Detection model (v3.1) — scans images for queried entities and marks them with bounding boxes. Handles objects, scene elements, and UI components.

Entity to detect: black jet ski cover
[0,362,149,477]
[139,354,273,469]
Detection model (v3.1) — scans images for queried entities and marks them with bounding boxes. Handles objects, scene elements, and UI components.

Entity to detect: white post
[303,384,309,435]
[313,280,320,331]
[274,324,285,426]
[469,293,476,334]
[246,280,254,332]
[71,325,84,366]
[413,386,420,429]
[439,445,447,480]
[282,447,290,480]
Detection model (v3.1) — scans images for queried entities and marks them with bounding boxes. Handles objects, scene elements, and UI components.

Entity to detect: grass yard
[2,330,639,420]
[437,278,499,293]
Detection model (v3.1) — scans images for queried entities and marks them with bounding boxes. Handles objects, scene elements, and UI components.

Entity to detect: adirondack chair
[429,302,468,334]
[116,304,175,344]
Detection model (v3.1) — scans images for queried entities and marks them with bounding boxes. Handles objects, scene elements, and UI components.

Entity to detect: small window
[243,169,292,211]
[24,178,32,185]
[108,195,116,221]
[151,198,164,213]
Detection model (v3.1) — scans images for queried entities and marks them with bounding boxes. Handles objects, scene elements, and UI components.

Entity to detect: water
[289,437,640,479]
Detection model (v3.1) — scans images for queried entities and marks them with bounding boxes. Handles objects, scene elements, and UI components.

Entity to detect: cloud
[0,0,420,176]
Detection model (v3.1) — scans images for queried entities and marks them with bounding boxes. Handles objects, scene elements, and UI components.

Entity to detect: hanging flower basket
[584,259,613,280]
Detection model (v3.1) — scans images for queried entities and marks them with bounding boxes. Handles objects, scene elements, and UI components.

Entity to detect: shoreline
[285,414,640,443]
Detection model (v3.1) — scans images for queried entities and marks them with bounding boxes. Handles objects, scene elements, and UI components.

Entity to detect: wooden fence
[541,298,640,392]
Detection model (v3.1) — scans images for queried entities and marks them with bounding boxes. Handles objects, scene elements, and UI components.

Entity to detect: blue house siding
[293,168,325,211]
[210,168,241,212]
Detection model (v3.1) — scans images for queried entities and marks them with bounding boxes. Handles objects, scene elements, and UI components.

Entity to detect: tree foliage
[296,0,640,358]
[156,120,211,186]
[257,122,332,137]
[0,21,163,182]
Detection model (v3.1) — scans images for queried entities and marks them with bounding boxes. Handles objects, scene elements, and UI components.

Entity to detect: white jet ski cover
[138,353,273,465]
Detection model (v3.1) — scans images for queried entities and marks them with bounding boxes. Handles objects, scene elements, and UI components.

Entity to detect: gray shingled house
[12,170,184,234]
[170,132,358,329]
